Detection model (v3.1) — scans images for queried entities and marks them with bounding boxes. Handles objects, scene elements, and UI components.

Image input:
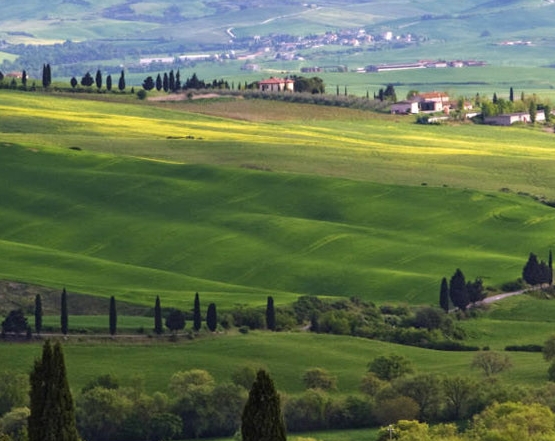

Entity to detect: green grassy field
[0,332,548,395]
[2,91,555,309]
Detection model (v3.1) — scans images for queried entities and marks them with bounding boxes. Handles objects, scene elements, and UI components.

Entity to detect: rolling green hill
[2,91,555,309]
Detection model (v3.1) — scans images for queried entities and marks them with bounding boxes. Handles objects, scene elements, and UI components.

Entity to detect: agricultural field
[2,87,555,441]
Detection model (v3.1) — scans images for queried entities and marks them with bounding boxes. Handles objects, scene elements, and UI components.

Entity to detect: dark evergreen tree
[383,84,397,101]
[95,69,102,89]
[530,101,537,123]
[266,296,276,331]
[109,296,117,336]
[309,311,319,333]
[169,70,175,92]
[509,87,514,102]
[0,71,4,81]
[155,73,162,91]
[70,77,77,88]
[35,294,42,334]
[336,84,339,96]
[449,269,469,311]
[42,64,51,88]
[61,287,68,335]
[344,85,347,96]
[154,295,163,335]
[21,70,27,88]
[175,69,181,91]
[29,341,79,441]
[1,309,28,334]
[143,76,155,91]
[206,302,217,332]
[106,74,112,91]
[118,70,125,91]
[241,369,286,441]
[492,92,498,104]
[163,72,169,92]
[549,250,553,286]
[165,309,185,334]
[81,72,94,87]
[523,252,542,286]
[378,88,384,101]
[467,278,485,303]
[439,277,450,313]
[193,292,201,332]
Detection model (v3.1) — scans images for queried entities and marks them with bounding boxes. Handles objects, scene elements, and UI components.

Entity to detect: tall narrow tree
[549,250,553,286]
[109,296,117,336]
[29,341,79,441]
[163,73,169,92]
[509,87,514,102]
[21,70,27,88]
[155,73,162,91]
[34,294,42,335]
[266,296,276,331]
[206,303,217,332]
[118,70,125,91]
[439,277,450,313]
[95,69,102,89]
[61,287,68,335]
[241,369,286,441]
[154,295,163,335]
[523,252,542,286]
[449,269,469,311]
[193,292,201,332]
[169,70,175,92]
[106,74,112,91]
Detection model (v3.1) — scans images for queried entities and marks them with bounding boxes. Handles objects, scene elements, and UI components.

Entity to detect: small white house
[484,110,545,126]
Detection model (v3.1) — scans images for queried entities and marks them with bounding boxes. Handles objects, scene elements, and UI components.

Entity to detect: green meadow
[2,91,555,309]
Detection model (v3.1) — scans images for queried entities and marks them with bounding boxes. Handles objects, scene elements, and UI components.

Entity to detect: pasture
[0,332,548,395]
[2,91,555,309]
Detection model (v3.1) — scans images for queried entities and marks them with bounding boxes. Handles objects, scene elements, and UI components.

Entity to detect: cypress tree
[70,77,77,89]
[169,70,175,92]
[156,73,162,91]
[42,64,47,88]
[118,70,125,91]
[206,302,217,332]
[163,72,169,92]
[241,369,286,441]
[439,277,449,313]
[109,296,117,336]
[549,250,553,286]
[175,69,181,91]
[95,69,102,89]
[154,295,163,335]
[193,292,201,332]
[29,341,79,441]
[35,294,42,334]
[61,287,68,335]
[21,70,27,88]
[266,296,276,331]
[106,74,112,91]
[523,252,542,286]
[449,269,469,311]
[509,87,514,102]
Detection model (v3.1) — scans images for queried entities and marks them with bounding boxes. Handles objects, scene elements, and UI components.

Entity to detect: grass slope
[0,332,548,395]
[1,131,555,308]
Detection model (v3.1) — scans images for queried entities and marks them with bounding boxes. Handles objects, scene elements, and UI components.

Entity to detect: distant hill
[2,0,555,77]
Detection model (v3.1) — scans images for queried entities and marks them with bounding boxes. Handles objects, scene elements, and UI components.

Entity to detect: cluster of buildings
[364,59,486,73]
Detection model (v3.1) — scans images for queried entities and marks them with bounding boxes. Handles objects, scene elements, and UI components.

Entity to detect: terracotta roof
[259,78,294,84]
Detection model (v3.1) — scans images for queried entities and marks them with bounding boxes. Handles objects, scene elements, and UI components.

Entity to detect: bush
[505,344,543,352]
[136,89,147,100]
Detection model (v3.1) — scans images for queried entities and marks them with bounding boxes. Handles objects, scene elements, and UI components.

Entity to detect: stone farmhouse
[258,77,295,92]
[391,92,450,114]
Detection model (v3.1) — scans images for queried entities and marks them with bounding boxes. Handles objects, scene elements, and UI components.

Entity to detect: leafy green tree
[413,307,443,331]
[368,354,414,381]
[359,372,386,396]
[231,365,258,390]
[81,374,119,394]
[471,351,512,377]
[34,294,42,335]
[543,334,555,361]
[302,368,337,391]
[165,309,185,334]
[206,303,217,332]
[1,310,28,335]
[81,72,94,87]
[468,401,555,441]
[109,296,117,336]
[154,295,163,335]
[442,375,477,420]
[29,341,79,441]
[374,396,420,425]
[95,69,102,89]
[118,70,125,91]
[193,292,201,332]
[0,406,29,441]
[0,372,28,416]
[439,277,449,312]
[266,296,276,331]
[549,249,553,286]
[61,287,68,335]
[106,74,112,91]
[449,268,469,311]
[394,374,442,421]
[283,388,327,431]
[241,370,286,441]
